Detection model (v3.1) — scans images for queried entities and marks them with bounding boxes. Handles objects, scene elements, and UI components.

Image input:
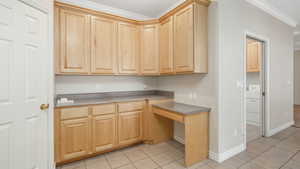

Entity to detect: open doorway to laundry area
[244,35,267,143]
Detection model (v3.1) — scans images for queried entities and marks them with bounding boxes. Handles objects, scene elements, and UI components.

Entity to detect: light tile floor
[57,127,300,169]
[246,124,261,143]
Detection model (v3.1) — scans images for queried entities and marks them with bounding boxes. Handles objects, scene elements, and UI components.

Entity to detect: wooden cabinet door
[118,111,142,145]
[117,22,140,74]
[174,5,194,73]
[141,24,159,75]
[60,118,90,160]
[159,17,174,74]
[60,9,90,74]
[247,41,261,72]
[92,114,117,152]
[91,16,117,74]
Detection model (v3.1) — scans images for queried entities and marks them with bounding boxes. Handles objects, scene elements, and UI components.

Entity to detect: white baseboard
[209,144,246,163]
[173,135,185,145]
[266,121,295,137]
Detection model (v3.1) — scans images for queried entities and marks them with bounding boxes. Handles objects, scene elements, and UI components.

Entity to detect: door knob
[40,104,49,110]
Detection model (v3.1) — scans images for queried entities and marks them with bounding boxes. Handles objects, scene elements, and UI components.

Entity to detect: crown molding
[245,0,298,27]
[56,0,153,21]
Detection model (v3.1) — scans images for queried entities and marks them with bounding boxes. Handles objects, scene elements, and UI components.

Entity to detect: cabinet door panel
[61,118,90,160]
[92,114,116,152]
[60,9,90,74]
[174,5,194,73]
[118,22,140,74]
[247,41,261,72]
[118,111,142,145]
[141,24,159,75]
[91,16,117,74]
[159,17,174,74]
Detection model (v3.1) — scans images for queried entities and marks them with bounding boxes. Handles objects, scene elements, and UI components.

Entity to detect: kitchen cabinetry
[174,5,194,73]
[91,104,117,152]
[173,3,208,73]
[159,17,174,74]
[118,111,143,145]
[91,16,117,74]
[59,8,90,74]
[247,40,261,72]
[118,22,140,74]
[140,24,160,75]
[61,118,90,160]
[54,0,209,75]
[92,114,117,152]
[55,101,145,164]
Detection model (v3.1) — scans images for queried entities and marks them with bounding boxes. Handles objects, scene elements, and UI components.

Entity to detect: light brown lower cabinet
[55,101,145,164]
[118,111,143,146]
[92,114,117,152]
[60,118,90,160]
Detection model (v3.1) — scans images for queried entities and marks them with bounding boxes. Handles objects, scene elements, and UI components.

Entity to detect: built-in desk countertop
[152,102,210,115]
[151,101,210,167]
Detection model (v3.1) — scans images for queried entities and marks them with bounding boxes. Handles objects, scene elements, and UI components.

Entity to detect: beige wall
[55,76,157,94]
[295,51,300,105]
[217,0,294,154]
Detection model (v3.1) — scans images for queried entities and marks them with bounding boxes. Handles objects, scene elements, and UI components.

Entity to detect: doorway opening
[245,36,266,143]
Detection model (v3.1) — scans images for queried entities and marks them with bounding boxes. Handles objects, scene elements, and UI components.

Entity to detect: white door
[0,0,49,169]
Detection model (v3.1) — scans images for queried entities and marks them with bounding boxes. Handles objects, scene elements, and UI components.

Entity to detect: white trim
[245,0,298,27]
[48,0,55,169]
[265,121,295,137]
[209,144,246,163]
[173,135,185,145]
[56,0,153,20]
[243,31,271,148]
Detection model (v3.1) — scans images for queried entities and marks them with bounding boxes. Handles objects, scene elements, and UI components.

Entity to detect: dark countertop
[55,90,173,108]
[152,102,211,115]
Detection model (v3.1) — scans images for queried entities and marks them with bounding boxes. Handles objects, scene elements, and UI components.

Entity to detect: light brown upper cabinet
[91,16,117,74]
[159,17,174,74]
[117,22,140,74]
[174,5,194,73]
[173,3,208,73]
[59,8,90,74]
[140,24,160,75]
[54,1,209,76]
[247,40,261,72]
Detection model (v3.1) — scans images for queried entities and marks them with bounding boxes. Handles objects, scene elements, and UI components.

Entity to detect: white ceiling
[89,0,184,18]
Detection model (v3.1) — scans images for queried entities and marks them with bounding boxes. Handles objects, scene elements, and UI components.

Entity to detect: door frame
[47,0,55,169]
[243,31,270,147]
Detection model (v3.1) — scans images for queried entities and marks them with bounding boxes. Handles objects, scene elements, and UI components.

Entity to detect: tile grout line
[278,150,300,169]
[237,128,299,169]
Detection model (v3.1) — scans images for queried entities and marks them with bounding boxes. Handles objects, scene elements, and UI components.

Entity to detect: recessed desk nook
[152,102,210,167]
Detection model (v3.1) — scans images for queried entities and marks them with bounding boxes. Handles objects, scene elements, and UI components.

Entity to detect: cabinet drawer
[92,104,116,115]
[60,107,89,120]
[118,101,144,113]
[152,107,184,123]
